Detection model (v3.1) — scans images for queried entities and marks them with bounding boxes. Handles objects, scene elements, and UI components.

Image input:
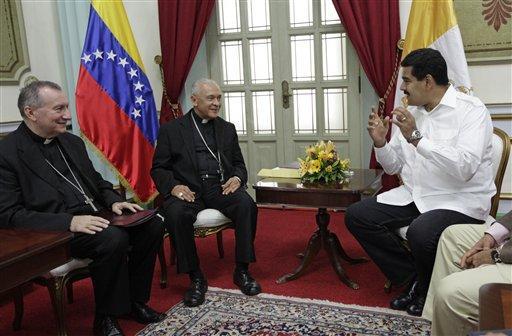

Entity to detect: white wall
[0,1,66,124]
[469,64,512,104]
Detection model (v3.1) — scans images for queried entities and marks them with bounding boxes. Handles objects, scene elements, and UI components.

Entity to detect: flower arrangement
[298,140,352,183]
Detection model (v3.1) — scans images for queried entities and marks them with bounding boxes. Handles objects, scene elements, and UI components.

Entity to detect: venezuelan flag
[76,0,158,203]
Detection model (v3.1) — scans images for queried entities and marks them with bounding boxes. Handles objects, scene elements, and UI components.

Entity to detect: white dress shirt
[375,85,496,221]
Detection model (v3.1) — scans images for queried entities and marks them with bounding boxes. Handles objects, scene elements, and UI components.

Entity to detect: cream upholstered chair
[169,208,233,264]
[385,127,511,292]
[153,194,233,266]
[31,238,168,336]
[33,259,92,335]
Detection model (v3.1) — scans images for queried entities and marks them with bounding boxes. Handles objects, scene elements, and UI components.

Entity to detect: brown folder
[97,209,158,227]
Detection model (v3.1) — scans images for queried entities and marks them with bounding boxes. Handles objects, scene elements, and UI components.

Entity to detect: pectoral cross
[84,194,98,212]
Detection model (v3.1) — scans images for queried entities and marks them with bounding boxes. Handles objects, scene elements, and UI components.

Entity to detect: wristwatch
[408,129,423,143]
[491,248,502,263]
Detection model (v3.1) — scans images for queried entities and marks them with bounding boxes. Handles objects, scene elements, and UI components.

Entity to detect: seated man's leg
[423,224,485,320]
[345,197,420,286]
[209,189,257,262]
[125,217,165,322]
[406,210,483,315]
[160,198,207,307]
[205,187,260,295]
[70,226,131,317]
[160,198,202,274]
[431,263,511,336]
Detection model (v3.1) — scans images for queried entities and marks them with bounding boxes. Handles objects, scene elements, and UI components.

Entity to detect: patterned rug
[138,287,431,336]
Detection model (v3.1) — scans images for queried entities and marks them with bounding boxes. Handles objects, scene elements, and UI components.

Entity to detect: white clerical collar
[43,138,54,145]
[192,110,210,124]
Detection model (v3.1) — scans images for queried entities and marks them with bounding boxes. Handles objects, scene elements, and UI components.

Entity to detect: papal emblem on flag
[76,0,158,203]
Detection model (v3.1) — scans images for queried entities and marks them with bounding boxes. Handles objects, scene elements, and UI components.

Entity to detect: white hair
[191,78,220,95]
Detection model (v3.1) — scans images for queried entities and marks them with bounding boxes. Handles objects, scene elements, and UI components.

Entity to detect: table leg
[331,231,367,264]
[277,208,366,289]
[324,232,360,289]
[12,286,23,330]
[276,230,321,284]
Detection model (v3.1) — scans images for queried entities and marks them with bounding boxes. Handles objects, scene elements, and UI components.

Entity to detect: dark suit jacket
[0,123,123,231]
[151,109,247,198]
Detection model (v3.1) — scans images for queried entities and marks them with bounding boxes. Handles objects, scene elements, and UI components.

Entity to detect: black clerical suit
[151,109,257,274]
[0,122,163,317]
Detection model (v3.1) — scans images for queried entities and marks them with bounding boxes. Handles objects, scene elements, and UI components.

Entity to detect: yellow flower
[299,158,309,175]
[325,140,335,153]
[318,141,326,151]
[306,146,316,157]
[318,150,329,161]
[300,140,350,182]
[308,159,321,174]
[339,158,350,169]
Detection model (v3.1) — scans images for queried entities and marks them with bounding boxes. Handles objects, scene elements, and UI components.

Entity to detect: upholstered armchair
[154,195,233,266]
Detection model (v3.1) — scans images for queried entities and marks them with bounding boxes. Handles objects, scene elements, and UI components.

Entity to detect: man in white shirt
[422,210,512,335]
[345,48,495,316]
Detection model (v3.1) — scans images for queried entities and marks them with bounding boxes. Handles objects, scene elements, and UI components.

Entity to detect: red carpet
[0,208,398,335]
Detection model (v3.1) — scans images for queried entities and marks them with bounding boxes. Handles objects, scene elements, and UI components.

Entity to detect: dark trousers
[70,217,163,316]
[160,179,258,274]
[345,197,483,296]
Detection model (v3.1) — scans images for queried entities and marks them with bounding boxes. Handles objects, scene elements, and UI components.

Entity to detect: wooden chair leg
[66,282,74,304]
[158,242,167,288]
[216,232,224,258]
[384,279,392,293]
[12,286,23,331]
[168,235,176,265]
[47,276,68,336]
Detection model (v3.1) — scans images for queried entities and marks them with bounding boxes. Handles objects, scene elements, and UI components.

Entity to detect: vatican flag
[395,0,472,107]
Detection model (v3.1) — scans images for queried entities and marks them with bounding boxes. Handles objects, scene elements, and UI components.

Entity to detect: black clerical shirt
[191,111,221,176]
[22,123,103,214]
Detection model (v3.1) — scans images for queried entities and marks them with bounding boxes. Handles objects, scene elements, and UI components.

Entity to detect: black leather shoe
[233,269,261,296]
[130,302,166,324]
[390,280,418,310]
[184,277,208,307]
[93,316,124,336]
[406,295,426,316]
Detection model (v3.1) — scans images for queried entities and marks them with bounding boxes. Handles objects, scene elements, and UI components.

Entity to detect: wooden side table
[253,169,382,289]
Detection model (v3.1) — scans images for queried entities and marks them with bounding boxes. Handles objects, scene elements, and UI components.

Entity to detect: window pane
[291,35,315,81]
[248,0,270,31]
[322,33,346,80]
[250,39,273,84]
[293,89,316,134]
[224,92,246,135]
[324,88,348,133]
[321,0,341,25]
[253,91,275,134]
[289,0,313,28]
[221,41,244,85]
[218,0,241,33]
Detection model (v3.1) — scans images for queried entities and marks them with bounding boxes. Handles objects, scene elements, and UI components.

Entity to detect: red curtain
[331,0,401,191]
[158,0,215,124]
